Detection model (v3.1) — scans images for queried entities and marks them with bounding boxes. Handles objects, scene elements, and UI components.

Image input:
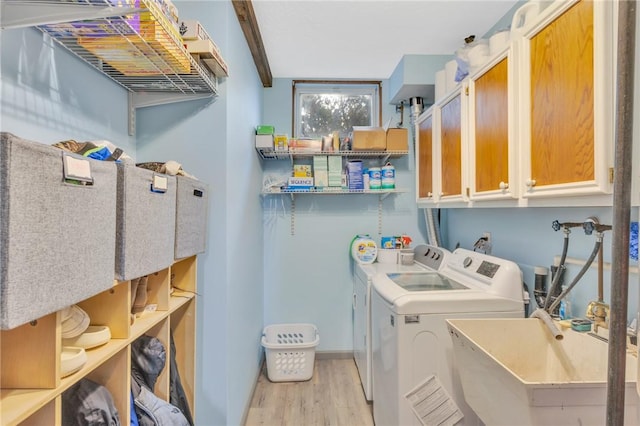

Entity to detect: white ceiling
[251,0,519,80]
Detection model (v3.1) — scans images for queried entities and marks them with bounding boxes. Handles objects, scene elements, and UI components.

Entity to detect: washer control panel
[444,248,524,302]
[413,244,449,271]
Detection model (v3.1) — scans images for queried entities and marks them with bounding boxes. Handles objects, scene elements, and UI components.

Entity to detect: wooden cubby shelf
[0,256,198,426]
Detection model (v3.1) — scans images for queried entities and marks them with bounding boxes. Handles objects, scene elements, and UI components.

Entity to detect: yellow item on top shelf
[78,0,190,76]
[293,165,312,177]
[274,135,288,151]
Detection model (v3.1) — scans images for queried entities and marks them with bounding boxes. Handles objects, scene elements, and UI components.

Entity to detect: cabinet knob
[499,181,509,190]
[427,192,433,198]
[525,179,536,189]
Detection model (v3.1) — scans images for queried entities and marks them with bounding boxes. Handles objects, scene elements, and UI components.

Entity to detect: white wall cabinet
[517,0,616,203]
[416,85,469,208]
[0,256,198,426]
[416,0,617,208]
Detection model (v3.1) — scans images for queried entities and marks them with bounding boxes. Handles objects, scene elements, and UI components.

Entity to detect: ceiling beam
[232,0,273,88]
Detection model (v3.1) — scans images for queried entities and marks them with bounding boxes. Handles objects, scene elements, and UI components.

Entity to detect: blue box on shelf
[346,160,364,190]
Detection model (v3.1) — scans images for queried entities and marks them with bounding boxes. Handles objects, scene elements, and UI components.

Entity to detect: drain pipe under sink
[607,1,636,425]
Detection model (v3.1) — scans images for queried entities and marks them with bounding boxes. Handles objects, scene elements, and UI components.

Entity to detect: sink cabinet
[517,0,615,201]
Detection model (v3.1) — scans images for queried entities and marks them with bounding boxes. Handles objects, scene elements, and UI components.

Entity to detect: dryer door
[353,273,371,400]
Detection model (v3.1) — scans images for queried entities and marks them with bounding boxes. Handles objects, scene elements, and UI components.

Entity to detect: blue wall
[1,27,133,152]
[1,2,265,424]
[4,2,640,425]
[136,1,265,425]
[259,1,640,353]
[445,207,639,321]
[262,79,428,351]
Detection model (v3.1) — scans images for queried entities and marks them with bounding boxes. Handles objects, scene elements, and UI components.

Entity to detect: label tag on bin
[63,153,93,184]
[151,174,168,193]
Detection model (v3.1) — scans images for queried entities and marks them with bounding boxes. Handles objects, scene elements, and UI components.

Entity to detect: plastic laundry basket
[261,323,319,382]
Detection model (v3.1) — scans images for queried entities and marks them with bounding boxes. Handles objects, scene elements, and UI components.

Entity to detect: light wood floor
[245,358,374,426]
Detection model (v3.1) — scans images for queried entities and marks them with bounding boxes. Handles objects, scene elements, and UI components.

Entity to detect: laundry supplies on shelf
[350,235,378,265]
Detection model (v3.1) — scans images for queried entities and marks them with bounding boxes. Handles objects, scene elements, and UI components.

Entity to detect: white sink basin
[446,318,640,426]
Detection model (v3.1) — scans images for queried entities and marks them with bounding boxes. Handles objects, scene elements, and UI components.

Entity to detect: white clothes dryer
[371,248,525,426]
[353,245,449,401]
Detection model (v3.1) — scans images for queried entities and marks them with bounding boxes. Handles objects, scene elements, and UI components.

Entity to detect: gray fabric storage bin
[115,163,176,280]
[174,176,208,259]
[0,132,117,330]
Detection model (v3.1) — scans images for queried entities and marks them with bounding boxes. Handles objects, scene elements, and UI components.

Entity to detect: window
[293,81,381,138]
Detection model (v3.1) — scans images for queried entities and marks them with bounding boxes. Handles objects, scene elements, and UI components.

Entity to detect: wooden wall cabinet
[468,50,519,202]
[416,108,436,205]
[439,91,465,202]
[416,0,617,209]
[517,0,615,202]
[0,256,198,426]
[416,86,468,208]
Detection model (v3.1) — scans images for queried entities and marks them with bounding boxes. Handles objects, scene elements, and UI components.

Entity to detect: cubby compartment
[171,299,196,415]
[133,319,171,401]
[77,280,130,340]
[19,397,59,426]
[172,255,198,294]
[146,268,171,312]
[0,132,117,330]
[174,176,209,259]
[82,348,130,425]
[1,312,59,389]
[116,163,177,280]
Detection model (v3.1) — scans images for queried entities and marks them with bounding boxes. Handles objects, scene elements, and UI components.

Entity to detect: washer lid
[372,271,524,315]
[385,272,469,292]
[354,261,429,283]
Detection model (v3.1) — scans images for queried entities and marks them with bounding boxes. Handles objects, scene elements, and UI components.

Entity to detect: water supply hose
[598,241,604,302]
[423,208,442,247]
[544,227,570,310]
[547,239,602,314]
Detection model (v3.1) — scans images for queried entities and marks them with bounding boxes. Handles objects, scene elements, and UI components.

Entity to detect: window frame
[291,80,382,138]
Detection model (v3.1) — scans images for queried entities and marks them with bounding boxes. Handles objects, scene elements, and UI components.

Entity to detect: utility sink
[446,318,640,426]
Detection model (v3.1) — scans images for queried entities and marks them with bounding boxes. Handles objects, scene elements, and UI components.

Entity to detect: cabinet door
[352,274,369,400]
[469,55,517,200]
[416,109,435,203]
[520,0,614,200]
[439,93,463,199]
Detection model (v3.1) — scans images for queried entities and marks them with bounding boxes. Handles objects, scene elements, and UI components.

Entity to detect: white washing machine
[353,244,449,401]
[371,248,525,426]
